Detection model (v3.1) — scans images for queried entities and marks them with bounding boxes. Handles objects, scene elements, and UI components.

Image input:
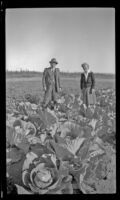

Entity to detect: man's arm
[57,68,61,89]
[42,68,46,91]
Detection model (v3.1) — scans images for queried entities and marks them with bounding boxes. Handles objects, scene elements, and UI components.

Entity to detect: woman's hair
[81,63,89,69]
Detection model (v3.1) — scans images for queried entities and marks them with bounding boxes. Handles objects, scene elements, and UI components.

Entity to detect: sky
[6,8,115,73]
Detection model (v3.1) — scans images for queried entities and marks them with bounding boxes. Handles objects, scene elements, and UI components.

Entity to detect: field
[6,73,116,194]
[6,76,115,101]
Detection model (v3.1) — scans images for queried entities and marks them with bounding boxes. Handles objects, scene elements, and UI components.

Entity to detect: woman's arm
[91,72,95,89]
[80,73,84,90]
[89,72,95,94]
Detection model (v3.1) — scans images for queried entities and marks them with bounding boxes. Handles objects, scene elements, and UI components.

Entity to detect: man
[42,58,61,109]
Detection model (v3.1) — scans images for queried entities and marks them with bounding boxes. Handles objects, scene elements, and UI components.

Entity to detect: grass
[6,71,115,79]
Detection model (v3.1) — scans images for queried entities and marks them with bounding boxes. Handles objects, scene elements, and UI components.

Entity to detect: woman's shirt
[84,69,90,81]
[80,71,95,90]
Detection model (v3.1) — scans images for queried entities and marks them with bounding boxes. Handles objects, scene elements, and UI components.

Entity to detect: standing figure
[42,58,61,109]
[80,63,96,108]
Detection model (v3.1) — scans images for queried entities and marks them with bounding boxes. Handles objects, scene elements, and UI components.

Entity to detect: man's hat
[49,58,58,64]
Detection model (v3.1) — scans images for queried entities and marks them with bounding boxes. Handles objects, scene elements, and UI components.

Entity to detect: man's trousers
[43,84,57,107]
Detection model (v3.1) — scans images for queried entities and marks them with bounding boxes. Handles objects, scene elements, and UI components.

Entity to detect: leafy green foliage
[6,88,116,194]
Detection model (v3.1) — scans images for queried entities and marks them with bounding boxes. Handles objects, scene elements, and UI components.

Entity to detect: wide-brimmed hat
[81,63,89,68]
[49,58,58,64]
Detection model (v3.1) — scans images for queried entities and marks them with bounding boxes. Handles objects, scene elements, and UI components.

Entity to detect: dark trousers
[43,84,57,107]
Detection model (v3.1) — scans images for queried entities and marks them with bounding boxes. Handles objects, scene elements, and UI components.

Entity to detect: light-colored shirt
[50,68,55,84]
[84,69,90,81]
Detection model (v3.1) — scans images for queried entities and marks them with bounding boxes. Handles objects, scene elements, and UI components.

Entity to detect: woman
[80,63,96,108]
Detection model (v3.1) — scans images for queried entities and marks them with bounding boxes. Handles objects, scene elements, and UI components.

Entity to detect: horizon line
[6,70,115,75]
